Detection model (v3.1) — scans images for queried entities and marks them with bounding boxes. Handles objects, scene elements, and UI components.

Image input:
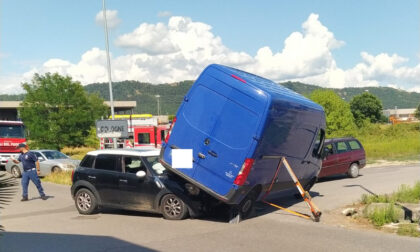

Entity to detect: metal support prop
[261,156,322,222]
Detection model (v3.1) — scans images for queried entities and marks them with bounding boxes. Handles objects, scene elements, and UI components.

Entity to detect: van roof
[210,64,323,112]
[87,148,160,157]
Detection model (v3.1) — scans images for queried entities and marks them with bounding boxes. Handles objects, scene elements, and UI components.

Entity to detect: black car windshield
[0,125,25,138]
[42,151,68,160]
[144,156,166,175]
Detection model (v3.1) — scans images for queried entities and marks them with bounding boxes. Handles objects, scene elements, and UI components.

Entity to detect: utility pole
[155,95,161,116]
[102,0,117,148]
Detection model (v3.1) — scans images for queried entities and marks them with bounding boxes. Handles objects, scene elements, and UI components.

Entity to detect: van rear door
[194,97,260,196]
[162,84,227,178]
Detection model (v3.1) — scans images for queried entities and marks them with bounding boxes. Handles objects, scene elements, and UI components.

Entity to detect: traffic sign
[96,120,128,138]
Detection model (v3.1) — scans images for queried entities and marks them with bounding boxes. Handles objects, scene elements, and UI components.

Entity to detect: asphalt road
[1,164,419,252]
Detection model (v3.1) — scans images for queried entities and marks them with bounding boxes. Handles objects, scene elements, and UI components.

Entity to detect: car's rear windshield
[143,156,166,175]
[42,151,68,160]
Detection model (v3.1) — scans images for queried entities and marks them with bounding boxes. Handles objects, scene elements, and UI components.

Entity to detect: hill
[2,81,419,115]
[281,82,420,109]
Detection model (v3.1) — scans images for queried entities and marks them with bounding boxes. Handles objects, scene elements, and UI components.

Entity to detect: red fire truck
[0,120,26,167]
[99,115,170,149]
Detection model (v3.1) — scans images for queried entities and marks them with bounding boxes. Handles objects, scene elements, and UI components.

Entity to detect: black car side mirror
[136,170,146,179]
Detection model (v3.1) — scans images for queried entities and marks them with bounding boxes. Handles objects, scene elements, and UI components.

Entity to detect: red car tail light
[233,158,255,186]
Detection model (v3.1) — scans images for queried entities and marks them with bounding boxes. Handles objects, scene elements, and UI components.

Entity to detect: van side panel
[249,99,325,192]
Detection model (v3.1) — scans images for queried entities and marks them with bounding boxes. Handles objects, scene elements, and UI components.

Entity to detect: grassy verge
[359,181,420,237]
[361,182,420,204]
[61,146,95,160]
[356,123,420,162]
[42,171,72,185]
[397,224,420,238]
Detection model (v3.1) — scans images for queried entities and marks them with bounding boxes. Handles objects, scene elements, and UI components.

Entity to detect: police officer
[11,143,47,201]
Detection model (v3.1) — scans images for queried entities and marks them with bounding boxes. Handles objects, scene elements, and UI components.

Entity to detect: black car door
[118,155,161,211]
[92,154,122,206]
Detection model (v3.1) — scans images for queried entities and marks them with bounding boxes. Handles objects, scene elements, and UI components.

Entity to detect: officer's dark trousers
[21,169,45,198]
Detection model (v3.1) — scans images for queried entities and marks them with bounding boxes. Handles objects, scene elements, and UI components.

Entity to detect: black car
[70,149,203,220]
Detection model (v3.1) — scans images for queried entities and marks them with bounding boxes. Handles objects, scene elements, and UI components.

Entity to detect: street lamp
[155,95,161,116]
[102,0,117,148]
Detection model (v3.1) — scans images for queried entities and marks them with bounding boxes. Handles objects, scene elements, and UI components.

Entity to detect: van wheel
[303,176,317,191]
[161,194,188,220]
[348,163,359,178]
[239,195,256,219]
[11,166,21,178]
[75,188,98,215]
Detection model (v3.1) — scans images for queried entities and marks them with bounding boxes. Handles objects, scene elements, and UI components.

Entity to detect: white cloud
[0,75,24,94]
[95,10,121,29]
[157,11,172,17]
[4,13,419,95]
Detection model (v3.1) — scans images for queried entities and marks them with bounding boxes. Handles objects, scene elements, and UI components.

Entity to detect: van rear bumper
[159,157,249,205]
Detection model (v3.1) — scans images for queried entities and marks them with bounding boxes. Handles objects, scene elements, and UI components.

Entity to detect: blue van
[160,64,326,215]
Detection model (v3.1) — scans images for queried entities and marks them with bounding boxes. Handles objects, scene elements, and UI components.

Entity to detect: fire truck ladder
[261,156,322,222]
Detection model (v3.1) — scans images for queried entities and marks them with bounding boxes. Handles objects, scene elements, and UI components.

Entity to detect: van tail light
[71,169,75,182]
[165,116,177,143]
[233,158,255,186]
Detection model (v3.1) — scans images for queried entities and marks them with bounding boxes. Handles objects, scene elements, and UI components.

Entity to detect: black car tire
[75,188,98,215]
[11,166,21,178]
[347,163,359,178]
[52,166,61,173]
[160,194,188,220]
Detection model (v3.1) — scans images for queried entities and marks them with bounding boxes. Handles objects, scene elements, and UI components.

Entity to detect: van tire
[161,194,188,220]
[11,166,21,178]
[347,163,359,178]
[303,176,317,191]
[239,192,257,219]
[75,188,98,215]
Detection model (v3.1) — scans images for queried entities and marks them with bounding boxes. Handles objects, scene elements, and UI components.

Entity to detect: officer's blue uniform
[18,151,45,198]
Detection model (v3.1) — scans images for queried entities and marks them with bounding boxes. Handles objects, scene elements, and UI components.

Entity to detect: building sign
[96,120,128,138]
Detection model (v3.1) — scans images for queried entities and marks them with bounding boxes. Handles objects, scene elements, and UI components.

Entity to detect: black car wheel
[11,166,21,178]
[161,194,188,220]
[75,188,98,215]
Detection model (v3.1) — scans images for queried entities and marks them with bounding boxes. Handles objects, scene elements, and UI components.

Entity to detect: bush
[355,123,420,161]
[61,146,96,160]
[361,182,420,204]
[366,204,400,226]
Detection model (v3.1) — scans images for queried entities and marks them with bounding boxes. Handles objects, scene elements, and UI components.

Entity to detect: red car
[318,137,366,178]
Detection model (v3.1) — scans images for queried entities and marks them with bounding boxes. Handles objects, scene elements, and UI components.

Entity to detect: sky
[1,0,419,94]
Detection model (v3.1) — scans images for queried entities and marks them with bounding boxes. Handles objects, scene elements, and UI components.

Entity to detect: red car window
[335,142,348,153]
[348,140,361,150]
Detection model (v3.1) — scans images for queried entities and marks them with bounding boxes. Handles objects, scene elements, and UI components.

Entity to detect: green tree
[415,103,420,120]
[20,73,107,149]
[310,90,356,137]
[350,92,383,126]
